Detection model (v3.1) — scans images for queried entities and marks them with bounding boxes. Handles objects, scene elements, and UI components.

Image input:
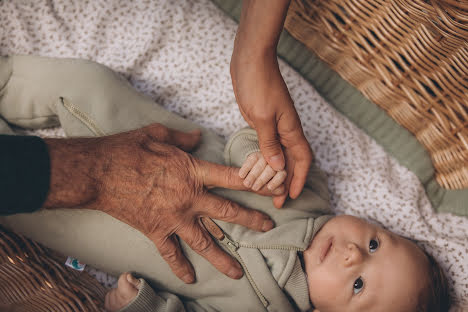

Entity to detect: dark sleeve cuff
[0,135,50,215]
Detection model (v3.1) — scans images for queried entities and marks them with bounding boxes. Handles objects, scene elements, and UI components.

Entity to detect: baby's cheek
[304,253,344,311]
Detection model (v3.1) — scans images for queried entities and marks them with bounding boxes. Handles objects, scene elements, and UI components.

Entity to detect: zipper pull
[222,236,239,252]
[201,217,239,251]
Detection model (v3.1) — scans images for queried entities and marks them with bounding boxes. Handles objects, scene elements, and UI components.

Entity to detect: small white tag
[65,256,86,272]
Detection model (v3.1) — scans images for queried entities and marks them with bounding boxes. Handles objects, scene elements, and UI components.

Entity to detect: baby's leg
[0,55,225,164]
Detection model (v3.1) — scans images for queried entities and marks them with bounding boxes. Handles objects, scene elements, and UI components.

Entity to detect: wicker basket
[0,225,107,312]
[285,0,468,189]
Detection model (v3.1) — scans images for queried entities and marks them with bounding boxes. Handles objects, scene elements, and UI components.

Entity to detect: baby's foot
[105,272,140,312]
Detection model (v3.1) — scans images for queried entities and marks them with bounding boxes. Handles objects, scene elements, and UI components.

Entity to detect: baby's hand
[239,152,287,195]
[105,272,140,312]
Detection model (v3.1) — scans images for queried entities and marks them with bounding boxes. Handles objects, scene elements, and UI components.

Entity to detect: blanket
[1,0,466,309]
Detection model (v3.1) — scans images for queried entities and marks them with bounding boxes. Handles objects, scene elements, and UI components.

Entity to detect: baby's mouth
[319,237,333,264]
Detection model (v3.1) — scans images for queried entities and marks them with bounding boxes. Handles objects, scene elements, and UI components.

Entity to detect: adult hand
[231,0,313,208]
[42,124,275,283]
[231,49,313,208]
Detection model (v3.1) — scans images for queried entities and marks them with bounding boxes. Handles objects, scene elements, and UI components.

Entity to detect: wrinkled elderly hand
[231,0,313,208]
[43,124,274,283]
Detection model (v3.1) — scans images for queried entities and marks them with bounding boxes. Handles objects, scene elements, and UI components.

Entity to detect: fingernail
[252,182,261,191]
[244,179,252,188]
[228,265,243,279]
[262,219,274,231]
[182,273,195,284]
[269,154,285,171]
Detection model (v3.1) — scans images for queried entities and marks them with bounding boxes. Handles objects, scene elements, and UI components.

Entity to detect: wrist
[232,30,278,60]
[232,0,290,60]
[231,38,277,67]
[230,41,279,84]
[42,137,102,209]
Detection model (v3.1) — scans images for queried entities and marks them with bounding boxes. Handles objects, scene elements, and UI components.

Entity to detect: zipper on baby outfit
[237,242,304,252]
[201,217,269,308]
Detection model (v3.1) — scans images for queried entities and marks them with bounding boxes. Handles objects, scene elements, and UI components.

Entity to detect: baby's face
[304,215,429,312]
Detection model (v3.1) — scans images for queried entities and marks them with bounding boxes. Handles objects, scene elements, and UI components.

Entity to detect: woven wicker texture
[0,226,106,312]
[285,0,468,189]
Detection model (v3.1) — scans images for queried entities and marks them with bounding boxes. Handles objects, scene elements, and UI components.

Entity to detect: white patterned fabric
[1,0,466,309]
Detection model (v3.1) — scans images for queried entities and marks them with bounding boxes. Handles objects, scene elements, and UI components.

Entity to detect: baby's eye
[369,239,379,253]
[353,277,364,294]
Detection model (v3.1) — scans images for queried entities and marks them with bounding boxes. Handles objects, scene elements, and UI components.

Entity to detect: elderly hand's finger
[179,221,243,280]
[239,153,259,178]
[195,192,274,232]
[151,234,195,284]
[252,165,276,191]
[267,170,287,192]
[255,119,285,171]
[143,124,201,152]
[250,183,284,197]
[243,157,267,188]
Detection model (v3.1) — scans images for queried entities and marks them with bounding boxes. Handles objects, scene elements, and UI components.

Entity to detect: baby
[0,55,450,312]
[106,151,451,312]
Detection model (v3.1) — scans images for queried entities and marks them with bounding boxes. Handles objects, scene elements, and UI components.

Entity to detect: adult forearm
[234,0,290,56]
[230,0,312,207]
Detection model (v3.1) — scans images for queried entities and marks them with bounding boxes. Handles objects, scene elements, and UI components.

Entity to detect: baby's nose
[343,243,364,267]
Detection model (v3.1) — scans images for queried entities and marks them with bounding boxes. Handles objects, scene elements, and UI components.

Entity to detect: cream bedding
[1,0,466,309]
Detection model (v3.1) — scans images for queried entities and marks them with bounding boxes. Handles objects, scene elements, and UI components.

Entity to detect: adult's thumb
[256,125,285,171]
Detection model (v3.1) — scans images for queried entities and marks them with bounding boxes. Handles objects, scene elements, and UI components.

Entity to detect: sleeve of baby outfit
[223,127,260,167]
[119,278,186,312]
[0,135,50,215]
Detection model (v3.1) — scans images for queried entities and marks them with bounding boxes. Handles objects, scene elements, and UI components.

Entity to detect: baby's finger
[244,157,267,188]
[252,165,276,191]
[239,153,259,178]
[267,170,287,192]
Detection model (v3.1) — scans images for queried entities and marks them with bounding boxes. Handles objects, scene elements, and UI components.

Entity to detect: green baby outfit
[0,55,333,311]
